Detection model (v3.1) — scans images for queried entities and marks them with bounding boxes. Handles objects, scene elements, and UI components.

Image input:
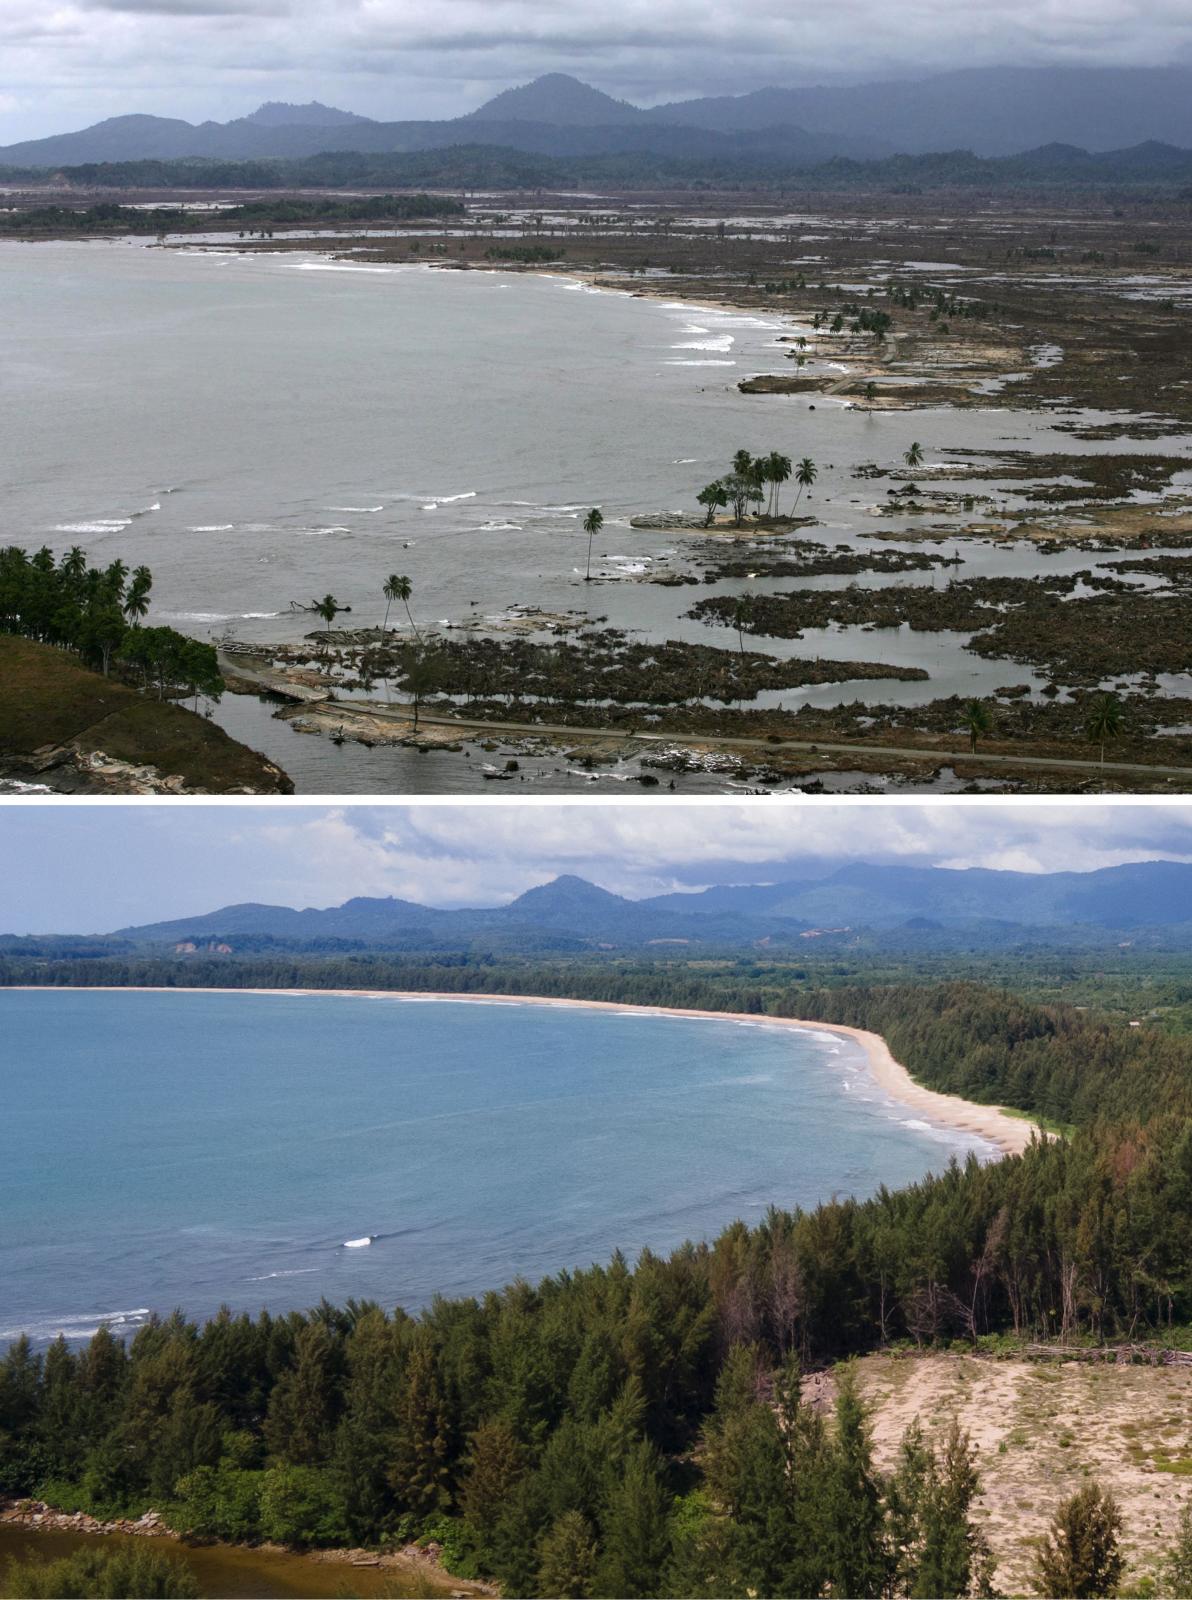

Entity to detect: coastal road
[406,713,1192,782]
[220,657,1191,784]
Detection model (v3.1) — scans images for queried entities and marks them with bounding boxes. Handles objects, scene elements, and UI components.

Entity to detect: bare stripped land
[203,194,1192,793]
[817,1352,1192,1595]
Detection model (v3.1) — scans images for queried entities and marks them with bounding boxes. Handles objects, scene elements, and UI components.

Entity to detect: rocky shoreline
[0,1500,177,1542]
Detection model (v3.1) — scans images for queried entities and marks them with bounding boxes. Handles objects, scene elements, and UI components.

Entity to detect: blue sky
[2,801,1192,933]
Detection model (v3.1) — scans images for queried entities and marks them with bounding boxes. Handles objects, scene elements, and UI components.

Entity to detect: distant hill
[646,65,1192,155]
[9,138,1192,196]
[9,65,1192,170]
[0,861,1183,956]
[467,73,642,127]
[0,92,879,169]
[243,101,369,128]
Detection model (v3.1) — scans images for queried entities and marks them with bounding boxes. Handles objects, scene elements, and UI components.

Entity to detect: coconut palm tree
[313,593,341,652]
[382,573,419,641]
[764,451,792,517]
[904,441,925,469]
[733,597,752,657]
[1086,693,1123,765]
[123,567,152,625]
[102,559,129,607]
[792,457,818,510]
[964,698,992,754]
[583,508,603,582]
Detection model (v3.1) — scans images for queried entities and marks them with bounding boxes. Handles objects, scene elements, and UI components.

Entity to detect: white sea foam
[287,262,397,274]
[343,1235,373,1248]
[673,336,734,352]
[189,524,235,532]
[0,1308,151,1342]
[326,505,384,513]
[54,519,131,534]
[665,359,736,367]
[247,1268,319,1281]
[161,609,281,622]
[421,492,477,510]
[900,1118,933,1132]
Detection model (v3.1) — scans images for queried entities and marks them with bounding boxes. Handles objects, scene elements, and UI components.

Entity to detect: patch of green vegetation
[1000,1105,1077,1139]
[0,637,290,793]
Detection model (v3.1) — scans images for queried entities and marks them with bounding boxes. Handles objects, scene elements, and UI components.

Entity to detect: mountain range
[5,861,1192,956]
[8,65,1192,169]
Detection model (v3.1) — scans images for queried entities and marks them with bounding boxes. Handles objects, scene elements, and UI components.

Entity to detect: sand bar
[6,986,1040,1156]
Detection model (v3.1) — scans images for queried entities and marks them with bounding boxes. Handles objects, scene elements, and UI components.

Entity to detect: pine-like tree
[823,1368,887,1599]
[389,1337,452,1518]
[1035,1482,1124,1599]
[536,1509,598,1598]
[594,1439,673,1598]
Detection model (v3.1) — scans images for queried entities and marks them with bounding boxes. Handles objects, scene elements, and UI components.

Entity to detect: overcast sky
[3,0,1192,143]
[2,800,1192,933]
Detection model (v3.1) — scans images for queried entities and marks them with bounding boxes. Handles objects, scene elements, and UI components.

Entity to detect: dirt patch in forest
[818,1352,1192,1597]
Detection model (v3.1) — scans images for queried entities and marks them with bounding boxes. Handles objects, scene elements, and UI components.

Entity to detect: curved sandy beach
[7,986,1040,1156]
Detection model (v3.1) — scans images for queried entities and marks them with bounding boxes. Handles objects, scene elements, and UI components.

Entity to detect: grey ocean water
[0,991,990,1345]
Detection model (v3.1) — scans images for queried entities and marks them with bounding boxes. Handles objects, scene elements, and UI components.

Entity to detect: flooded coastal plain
[4,196,1192,793]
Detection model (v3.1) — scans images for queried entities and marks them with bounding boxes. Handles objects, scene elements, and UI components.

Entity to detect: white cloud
[218,801,1192,907]
[5,801,1192,932]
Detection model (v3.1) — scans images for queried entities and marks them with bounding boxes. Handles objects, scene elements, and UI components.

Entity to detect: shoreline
[4,985,1040,1156]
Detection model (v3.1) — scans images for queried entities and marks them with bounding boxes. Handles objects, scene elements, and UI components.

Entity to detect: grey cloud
[3,0,1192,151]
[81,0,288,17]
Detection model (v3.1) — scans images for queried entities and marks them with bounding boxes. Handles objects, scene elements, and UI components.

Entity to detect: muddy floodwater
[0,1524,437,1598]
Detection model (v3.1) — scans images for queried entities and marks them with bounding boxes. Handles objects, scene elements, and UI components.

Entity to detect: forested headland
[3,963,1192,1595]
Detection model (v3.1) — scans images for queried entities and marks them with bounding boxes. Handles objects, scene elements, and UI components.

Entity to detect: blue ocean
[0,991,990,1346]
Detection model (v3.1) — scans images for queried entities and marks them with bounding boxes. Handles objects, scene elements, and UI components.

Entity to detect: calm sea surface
[0,991,990,1345]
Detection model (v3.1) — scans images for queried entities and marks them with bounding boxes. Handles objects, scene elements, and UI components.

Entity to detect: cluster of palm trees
[306,575,422,650]
[697,449,818,527]
[0,544,152,676]
[0,543,223,702]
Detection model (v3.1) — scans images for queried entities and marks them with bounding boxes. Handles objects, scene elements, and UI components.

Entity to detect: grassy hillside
[0,636,291,793]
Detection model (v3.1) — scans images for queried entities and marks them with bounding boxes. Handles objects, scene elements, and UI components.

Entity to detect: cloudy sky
[2,800,1192,932]
[2,0,1191,143]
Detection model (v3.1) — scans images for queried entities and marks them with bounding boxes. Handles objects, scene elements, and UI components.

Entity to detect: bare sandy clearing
[822,1352,1192,1594]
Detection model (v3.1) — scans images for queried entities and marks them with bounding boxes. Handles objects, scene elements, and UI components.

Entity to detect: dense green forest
[0,546,220,702]
[3,966,1192,1594]
[4,140,1192,194]
[0,194,463,234]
